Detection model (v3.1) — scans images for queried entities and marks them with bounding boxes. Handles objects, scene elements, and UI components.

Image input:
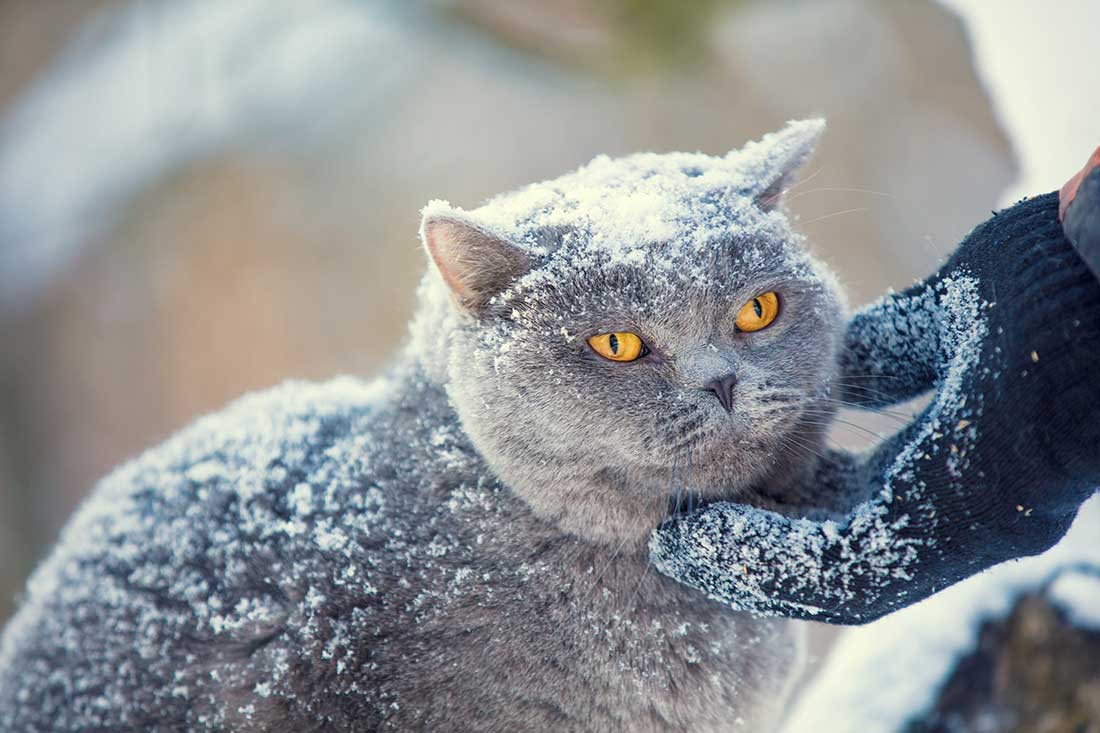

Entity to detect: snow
[0,0,1094,724]
[0,375,405,727]
[0,0,412,308]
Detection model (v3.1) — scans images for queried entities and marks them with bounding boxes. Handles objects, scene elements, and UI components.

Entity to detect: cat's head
[413,119,846,546]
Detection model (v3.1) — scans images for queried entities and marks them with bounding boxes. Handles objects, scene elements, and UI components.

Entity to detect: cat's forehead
[467,149,776,260]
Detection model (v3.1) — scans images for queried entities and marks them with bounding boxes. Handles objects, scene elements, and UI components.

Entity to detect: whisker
[807,399,915,424]
[664,447,682,524]
[799,207,869,226]
[797,410,910,432]
[796,407,906,435]
[685,446,694,514]
[799,416,891,443]
[785,186,895,203]
[823,391,915,409]
[779,432,834,465]
[831,378,913,397]
[673,447,685,520]
[813,393,918,420]
[581,531,632,616]
[780,165,826,195]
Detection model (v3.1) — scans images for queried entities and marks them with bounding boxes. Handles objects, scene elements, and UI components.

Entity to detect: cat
[0,119,847,732]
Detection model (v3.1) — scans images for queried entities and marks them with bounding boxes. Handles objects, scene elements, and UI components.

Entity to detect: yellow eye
[587,332,646,362]
[735,291,779,333]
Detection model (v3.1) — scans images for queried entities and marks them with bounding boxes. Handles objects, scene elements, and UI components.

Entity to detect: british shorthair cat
[0,119,846,731]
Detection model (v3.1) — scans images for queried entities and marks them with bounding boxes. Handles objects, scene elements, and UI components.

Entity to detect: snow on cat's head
[414,119,847,545]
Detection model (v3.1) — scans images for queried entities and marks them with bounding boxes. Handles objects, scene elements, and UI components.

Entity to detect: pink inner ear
[756,178,790,211]
[423,219,475,302]
[421,215,530,311]
[757,186,784,210]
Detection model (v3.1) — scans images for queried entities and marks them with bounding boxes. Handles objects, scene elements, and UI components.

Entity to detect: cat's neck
[472,436,687,550]
[529,469,673,551]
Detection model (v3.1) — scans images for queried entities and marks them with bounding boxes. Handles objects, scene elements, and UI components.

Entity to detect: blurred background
[0,1,1097,704]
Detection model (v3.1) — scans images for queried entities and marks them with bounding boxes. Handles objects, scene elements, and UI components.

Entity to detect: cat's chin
[482,412,829,549]
[648,439,794,494]
[643,421,828,516]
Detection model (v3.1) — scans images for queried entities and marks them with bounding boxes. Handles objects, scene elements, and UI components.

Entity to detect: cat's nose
[703,373,738,413]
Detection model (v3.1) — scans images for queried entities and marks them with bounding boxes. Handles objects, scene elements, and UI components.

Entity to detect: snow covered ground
[784,2,1100,729]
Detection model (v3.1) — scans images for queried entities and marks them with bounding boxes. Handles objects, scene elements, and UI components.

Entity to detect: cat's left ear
[748,118,825,211]
[420,203,531,314]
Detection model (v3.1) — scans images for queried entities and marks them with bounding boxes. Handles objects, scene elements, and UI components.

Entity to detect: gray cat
[0,119,848,732]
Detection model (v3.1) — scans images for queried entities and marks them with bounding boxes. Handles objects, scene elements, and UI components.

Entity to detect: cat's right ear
[749,118,825,212]
[420,206,530,314]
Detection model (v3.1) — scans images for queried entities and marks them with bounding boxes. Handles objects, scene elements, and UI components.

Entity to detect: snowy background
[0,0,1097,728]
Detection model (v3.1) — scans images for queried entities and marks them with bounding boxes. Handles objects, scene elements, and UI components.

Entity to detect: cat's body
[0,371,800,731]
[0,120,846,731]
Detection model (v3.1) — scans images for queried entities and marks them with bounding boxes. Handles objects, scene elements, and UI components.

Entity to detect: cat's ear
[420,204,530,313]
[748,118,825,211]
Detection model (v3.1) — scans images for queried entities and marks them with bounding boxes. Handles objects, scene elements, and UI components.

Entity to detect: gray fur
[0,120,846,731]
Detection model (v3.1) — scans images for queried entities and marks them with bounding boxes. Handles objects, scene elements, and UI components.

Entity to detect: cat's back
[0,372,463,731]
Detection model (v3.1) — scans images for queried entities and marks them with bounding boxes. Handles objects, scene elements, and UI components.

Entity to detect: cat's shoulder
[163,375,387,470]
[53,376,397,555]
[0,377,404,729]
[117,376,385,489]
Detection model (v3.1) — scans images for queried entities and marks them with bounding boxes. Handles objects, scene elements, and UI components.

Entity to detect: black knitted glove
[650,188,1100,624]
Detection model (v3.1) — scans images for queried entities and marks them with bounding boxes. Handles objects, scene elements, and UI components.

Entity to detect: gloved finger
[649,498,915,624]
[649,502,834,619]
[837,279,942,408]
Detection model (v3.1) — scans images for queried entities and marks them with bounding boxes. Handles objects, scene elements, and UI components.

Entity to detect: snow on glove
[651,185,1100,625]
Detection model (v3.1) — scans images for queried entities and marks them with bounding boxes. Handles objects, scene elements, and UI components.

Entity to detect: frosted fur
[0,121,844,730]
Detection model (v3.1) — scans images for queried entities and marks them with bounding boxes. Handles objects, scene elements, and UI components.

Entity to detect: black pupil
[609,334,620,354]
[753,298,763,318]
